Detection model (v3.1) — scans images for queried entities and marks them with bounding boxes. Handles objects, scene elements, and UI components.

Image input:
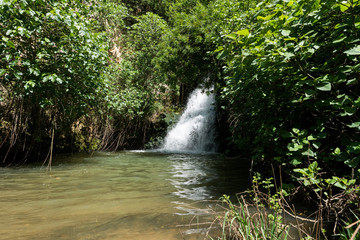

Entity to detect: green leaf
[348,179,356,185]
[284,52,295,58]
[312,142,321,149]
[288,142,303,151]
[333,36,346,44]
[339,3,350,12]
[333,181,346,190]
[344,157,360,168]
[236,29,249,37]
[292,128,300,134]
[7,40,15,48]
[225,33,237,40]
[214,46,224,53]
[334,147,341,155]
[24,80,36,90]
[346,78,357,85]
[287,0,294,7]
[344,45,360,55]
[307,135,316,141]
[257,13,276,21]
[302,149,315,157]
[316,82,331,91]
[343,107,356,116]
[348,122,360,129]
[293,168,308,176]
[290,159,302,166]
[309,161,319,172]
[305,89,316,97]
[216,50,229,60]
[281,30,291,37]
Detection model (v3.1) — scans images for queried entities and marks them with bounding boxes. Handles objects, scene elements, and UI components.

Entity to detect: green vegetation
[216,193,290,240]
[217,0,360,178]
[1,0,109,163]
[1,0,359,238]
[214,0,360,238]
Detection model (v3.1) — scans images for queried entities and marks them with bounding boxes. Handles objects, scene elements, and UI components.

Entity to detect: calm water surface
[0,151,250,240]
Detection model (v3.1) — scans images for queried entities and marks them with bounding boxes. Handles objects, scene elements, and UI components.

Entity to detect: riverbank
[212,170,360,240]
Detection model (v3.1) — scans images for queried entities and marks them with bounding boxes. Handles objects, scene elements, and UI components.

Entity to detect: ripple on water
[0,151,251,240]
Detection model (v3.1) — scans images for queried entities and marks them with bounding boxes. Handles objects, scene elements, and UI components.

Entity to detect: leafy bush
[217,0,360,178]
[0,0,108,163]
[214,0,360,236]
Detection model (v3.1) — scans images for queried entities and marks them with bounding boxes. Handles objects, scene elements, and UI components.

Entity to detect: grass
[206,181,360,240]
[210,194,290,240]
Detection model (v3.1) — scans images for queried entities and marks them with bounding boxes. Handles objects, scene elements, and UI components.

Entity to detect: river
[0,151,251,240]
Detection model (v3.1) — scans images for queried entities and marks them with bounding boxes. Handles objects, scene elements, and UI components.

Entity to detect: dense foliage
[0,0,109,163]
[217,0,360,175]
[215,0,360,236]
[1,0,359,236]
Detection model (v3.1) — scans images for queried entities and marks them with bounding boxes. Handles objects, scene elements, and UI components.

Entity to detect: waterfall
[161,88,217,153]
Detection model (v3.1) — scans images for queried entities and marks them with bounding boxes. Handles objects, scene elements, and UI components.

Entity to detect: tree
[216,0,360,175]
[0,0,108,164]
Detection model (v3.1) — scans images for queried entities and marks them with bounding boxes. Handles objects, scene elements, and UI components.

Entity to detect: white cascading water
[161,88,217,153]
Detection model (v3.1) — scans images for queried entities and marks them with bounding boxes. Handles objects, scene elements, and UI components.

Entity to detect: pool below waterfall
[0,151,251,240]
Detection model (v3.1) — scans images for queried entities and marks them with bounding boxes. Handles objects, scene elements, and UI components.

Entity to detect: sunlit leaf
[281,29,291,37]
[290,159,302,166]
[7,40,15,48]
[347,122,360,129]
[345,157,360,168]
[214,46,224,52]
[225,33,237,40]
[344,45,360,55]
[316,82,331,91]
[217,50,229,60]
[333,36,346,44]
[236,29,249,37]
[342,107,356,116]
[339,3,350,12]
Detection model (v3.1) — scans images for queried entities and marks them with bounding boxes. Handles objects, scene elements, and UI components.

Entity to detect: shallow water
[0,151,251,240]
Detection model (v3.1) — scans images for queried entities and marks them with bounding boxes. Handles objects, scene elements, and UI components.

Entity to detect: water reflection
[0,152,251,240]
[169,154,251,201]
[168,154,217,201]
